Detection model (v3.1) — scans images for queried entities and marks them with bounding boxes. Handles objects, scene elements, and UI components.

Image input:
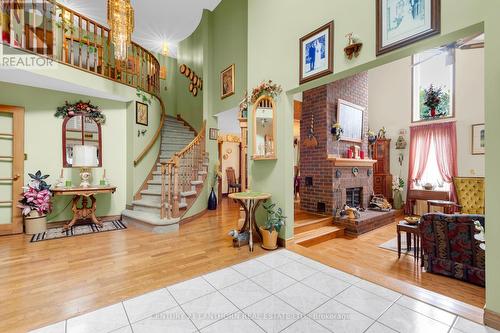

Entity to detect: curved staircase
[122,117,208,233]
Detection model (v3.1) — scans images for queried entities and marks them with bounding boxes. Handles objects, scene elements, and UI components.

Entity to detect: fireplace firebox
[346,187,363,208]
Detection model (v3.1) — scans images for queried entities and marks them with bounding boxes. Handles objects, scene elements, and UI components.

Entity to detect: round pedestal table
[228,191,272,251]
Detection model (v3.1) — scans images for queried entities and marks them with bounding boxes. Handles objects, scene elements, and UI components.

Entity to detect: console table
[52,186,117,230]
[228,191,271,252]
[407,189,449,215]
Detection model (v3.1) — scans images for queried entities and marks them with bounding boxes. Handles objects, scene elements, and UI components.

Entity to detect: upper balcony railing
[0,0,160,96]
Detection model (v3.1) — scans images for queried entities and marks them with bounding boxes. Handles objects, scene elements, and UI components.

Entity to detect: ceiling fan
[412,33,484,67]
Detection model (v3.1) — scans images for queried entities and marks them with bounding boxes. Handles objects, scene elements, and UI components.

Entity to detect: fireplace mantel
[327,155,377,167]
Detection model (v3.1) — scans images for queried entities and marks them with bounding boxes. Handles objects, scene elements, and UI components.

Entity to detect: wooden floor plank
[0,199,485,332]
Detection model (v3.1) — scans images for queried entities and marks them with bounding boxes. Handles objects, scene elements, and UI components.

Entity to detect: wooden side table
[52,186,117,230]
[228,191,271,252]
[427,200,460,214]
[397,221,420,261]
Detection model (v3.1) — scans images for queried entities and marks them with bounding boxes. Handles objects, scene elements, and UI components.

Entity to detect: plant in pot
[17,171,52,235]
[260,201,286,250]
[392,176,405,210]
[208,161,222,210]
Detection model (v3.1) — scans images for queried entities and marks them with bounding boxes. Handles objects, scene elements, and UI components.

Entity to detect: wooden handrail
[0,1,161,96]
[134,107,166,166]
[176,121,206,159]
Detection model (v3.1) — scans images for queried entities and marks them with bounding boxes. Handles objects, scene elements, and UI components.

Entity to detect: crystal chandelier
[107,0,135,61]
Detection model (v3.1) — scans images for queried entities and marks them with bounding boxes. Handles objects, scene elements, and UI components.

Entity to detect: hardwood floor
[0,200,485,332]
[0,199,265,333]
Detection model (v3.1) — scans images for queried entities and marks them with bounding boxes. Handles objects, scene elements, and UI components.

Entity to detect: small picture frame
[472,123,485,155]
[299,21,334,85]
[220,64,235,99]
[160,66,167,80]
[209,128,219,141]
[136,102,148,126]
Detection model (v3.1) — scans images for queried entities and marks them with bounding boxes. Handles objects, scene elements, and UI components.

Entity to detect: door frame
[0,105,24,235]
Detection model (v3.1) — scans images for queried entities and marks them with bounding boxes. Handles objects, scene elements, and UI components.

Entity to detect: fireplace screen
[346,187,362,208]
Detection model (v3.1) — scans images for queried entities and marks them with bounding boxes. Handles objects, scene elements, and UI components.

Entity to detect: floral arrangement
[250,80,283,104]
[212,161,222,187]
[367,129,377,145]
[18,171,52,216]
[55,100,106,124]
[422,84,449,118]
[331,123,344,141]
[392,176,405,192]
[262,202,287,233]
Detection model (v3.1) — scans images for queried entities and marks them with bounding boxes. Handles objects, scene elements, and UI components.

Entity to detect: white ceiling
[58,0,222,57]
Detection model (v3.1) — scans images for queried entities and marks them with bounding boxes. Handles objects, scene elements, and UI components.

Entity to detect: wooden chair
[226,167,241,194]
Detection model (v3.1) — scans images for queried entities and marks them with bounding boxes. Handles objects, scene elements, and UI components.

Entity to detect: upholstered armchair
[419,213,485,287]
[453,177,485,214]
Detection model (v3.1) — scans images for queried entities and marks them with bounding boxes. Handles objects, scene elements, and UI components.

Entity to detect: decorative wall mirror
[252,95,276,160]
[62,115,102,167]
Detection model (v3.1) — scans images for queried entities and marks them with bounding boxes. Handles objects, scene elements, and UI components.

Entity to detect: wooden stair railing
[0,0,160,96]
[160,121,206,220]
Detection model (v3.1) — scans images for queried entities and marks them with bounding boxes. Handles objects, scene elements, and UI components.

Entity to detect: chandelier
[107,0,135,61]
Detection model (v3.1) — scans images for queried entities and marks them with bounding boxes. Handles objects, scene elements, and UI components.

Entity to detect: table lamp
[72,145,98,187]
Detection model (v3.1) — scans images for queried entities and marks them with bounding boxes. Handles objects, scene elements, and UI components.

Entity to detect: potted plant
[392,176,405,210]
[17,171,52,235]
[260,202,286,250]
[208,161,222,210]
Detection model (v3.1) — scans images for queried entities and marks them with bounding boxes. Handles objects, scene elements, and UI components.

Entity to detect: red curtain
[405,122,458,214]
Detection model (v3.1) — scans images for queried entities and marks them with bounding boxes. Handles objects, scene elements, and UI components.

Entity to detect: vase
[259,227,278,250]
[208,187,217,210]
[24,211,47,235]
[393,191,403,210]
[430,108,437,117]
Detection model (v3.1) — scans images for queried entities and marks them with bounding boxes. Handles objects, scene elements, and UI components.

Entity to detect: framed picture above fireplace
[338,99,364,143]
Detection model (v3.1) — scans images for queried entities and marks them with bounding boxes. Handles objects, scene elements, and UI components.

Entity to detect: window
[416,137,449,190]
[412,50,455,122]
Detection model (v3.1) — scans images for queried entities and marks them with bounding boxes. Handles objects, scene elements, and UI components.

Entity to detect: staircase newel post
[173,155,180,217]
[160,163,166,219]
[167,163,173,219]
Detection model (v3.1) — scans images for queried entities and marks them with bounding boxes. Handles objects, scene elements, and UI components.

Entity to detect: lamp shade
[72,145,98,167]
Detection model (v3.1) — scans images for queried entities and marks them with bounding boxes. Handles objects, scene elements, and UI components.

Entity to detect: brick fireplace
[300,72,374,215]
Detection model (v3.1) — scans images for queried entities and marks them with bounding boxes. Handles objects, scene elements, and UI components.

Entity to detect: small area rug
[30,220,127,243]
[379,237,416,257]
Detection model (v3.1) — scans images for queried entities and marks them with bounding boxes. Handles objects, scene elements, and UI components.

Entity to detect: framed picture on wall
[337,99,364,143]
[376,0,441,56]
[136,102,148,126]
[160,66,167,80]
[220,64,235,99]
[299,21,334,85]
[209,128,219,141]
[472,123,485,155]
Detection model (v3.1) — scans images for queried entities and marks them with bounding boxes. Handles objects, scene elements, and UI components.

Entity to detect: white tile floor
[30,250,499,333]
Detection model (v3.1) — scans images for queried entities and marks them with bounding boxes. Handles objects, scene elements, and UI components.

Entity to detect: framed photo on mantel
[376,0,441,56]
[299,21,334,85]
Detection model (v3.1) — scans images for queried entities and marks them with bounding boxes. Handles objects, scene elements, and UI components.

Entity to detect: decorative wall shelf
[327,156,377,167]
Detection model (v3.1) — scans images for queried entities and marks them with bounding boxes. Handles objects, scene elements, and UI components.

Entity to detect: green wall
[158,53,179,118]
[246,0,499,318]
[179,0,248,219]
[176,16,207,132]
[0,82,128,222]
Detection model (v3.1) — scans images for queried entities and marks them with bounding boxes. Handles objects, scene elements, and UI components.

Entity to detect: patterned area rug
[379,237,416,257]
[30,221,127,243]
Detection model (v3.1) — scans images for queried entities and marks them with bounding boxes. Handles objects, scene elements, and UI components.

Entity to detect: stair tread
[122,209,180,226]
[295,226,344,241]
[132,200,187,209]
[294,216,333,227]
